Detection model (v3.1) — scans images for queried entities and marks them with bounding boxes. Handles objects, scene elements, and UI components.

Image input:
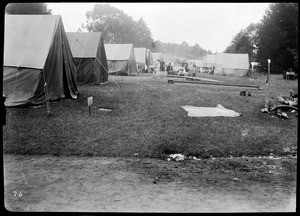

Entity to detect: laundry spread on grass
[181,104,241,117]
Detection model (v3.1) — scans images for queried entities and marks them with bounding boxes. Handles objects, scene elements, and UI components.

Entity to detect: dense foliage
[226,3,298,74]
[5,3,52,14]
[84,4,153,48]
[256,3,298,73]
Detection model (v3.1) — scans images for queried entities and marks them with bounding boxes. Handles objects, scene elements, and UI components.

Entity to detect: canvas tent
[66,32,108,85]
[213,53,250,76]
[104,44,138,75]
[134,47,149,73]
[146,49,153,72]
[203,54,216,67]
[3,15,78,107]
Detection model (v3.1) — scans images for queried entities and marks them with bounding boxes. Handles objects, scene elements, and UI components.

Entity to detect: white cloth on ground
[181,104,241,117]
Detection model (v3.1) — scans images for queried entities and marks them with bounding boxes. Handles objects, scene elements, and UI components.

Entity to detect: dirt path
[4,154,296,212]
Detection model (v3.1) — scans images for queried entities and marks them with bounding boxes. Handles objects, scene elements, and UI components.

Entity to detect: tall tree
[256,3,298,73]
[136,18,153,48]
[224,23,259,62]
[5,3,52,14]
[84,4,153,48]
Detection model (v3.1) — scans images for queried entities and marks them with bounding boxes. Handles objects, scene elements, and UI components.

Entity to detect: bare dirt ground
[4,154,296,212]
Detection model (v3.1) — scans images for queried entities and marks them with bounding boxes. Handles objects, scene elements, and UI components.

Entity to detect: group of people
[177,63,197,77]
[153,60,198,77]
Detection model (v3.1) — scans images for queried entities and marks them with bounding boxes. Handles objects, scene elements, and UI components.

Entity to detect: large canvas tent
[133,48,153,73]
[134,47,148,73]
[66,32,108,85]
[3,15,78,107]
[203,54,216,67]
[104,44,138,75]
[213,53,250,76]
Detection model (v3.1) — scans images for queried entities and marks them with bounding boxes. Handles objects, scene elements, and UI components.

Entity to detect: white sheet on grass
[181,104,241,117]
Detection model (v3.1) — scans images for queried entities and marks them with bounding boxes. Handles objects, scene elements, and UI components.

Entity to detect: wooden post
[267,59,271,85]
[87,96,93,116]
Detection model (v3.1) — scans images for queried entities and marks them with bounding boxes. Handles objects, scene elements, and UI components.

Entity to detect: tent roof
[133,48,147,64]
[152,52,163,61]
[104,44,134,60]
[66,32,103,58]
[4,15,61,69]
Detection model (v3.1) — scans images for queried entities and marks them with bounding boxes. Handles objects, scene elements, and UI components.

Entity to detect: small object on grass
[99,108,112,112]
[153,176,159,184]
[168,154,186,161]
[233,178,241,181]
[134,153,138,157]
[260,108,269,113]
[240,91,251,96]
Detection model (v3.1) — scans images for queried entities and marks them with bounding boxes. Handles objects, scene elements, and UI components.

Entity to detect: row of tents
[3,15,250,107]
[3,15,174,107]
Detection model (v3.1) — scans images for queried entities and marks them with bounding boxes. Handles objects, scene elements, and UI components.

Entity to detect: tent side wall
[42,18,78,102]
[128,49,138,75]
[3,67,43,106]
[95,36,108,83]
[107,60,129,75]
[74,58,96,84]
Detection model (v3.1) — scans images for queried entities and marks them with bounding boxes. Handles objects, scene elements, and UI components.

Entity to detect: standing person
[166,63,173,74]
[155,60,160,74]
[192,65,197,77]
[184,62,189,72]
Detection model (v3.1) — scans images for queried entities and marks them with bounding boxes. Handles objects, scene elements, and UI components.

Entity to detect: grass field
[3,72,298,159]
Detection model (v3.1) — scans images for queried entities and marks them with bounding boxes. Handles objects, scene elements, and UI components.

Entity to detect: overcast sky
[47,2,270,53]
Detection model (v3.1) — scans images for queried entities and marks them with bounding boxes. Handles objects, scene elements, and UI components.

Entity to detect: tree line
[225,3,298,73]
[5,3,298,73]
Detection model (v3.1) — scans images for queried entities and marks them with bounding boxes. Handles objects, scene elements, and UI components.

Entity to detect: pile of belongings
[261,90,298,119]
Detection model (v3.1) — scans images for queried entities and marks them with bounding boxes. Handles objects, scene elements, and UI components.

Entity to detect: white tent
[214,53,250,76]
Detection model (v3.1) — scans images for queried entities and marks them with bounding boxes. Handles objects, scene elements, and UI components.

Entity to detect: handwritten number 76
[13,191,22,197]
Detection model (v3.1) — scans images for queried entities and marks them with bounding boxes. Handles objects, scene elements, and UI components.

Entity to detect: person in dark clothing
[1,95,6,125]
[166,63,173,74]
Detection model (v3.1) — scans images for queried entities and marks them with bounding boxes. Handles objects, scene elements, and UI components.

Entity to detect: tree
[84,4,153,48]
[136,18,153,48]
[224,23,259,62]
[256,3,298,73]
[5,3,52,14]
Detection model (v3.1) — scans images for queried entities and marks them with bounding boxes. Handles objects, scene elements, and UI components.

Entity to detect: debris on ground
[240,91,251,96]
[167,154,186,161]
[261,91,298,119]
[232,178,242,181]
[98,108,112,112]
[249,77,258,81]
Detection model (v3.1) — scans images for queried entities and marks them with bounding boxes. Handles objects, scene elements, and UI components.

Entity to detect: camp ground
[104,43,138,75]
[3,3,297,213]
[133,47,152,73]
[66,32,108,85]
[3,15,78,107]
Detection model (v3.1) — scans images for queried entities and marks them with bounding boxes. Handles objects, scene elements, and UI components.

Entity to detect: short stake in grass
[88,96,93,116]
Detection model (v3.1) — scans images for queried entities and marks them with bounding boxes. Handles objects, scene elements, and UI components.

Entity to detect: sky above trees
[47,3,270,53]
